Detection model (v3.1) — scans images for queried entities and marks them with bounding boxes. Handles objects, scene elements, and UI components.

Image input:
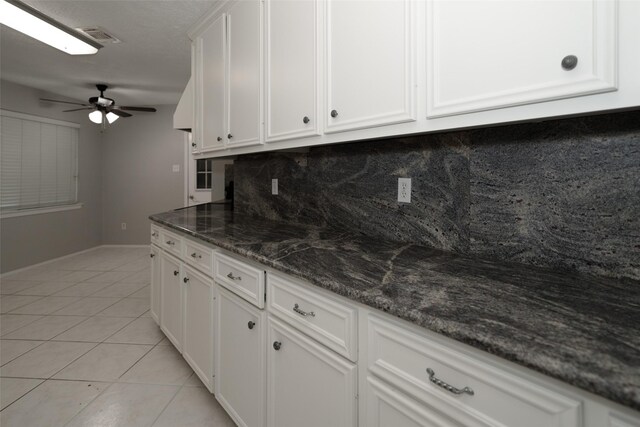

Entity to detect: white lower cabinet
[182,265,214,392]
[160,251,183,352]
[267,316,357,427]
[150,245,161,324]
[216,287,266,427]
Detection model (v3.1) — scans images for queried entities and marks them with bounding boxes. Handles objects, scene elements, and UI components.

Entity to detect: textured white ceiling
[0,0,217,106]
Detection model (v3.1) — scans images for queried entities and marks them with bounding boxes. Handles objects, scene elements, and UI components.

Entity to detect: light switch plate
[398,178,411,203]
[272,179,278,195]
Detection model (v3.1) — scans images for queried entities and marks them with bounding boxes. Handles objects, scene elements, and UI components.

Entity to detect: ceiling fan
[41,84,157,126]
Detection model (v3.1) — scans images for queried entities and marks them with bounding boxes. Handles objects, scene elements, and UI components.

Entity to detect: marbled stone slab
[150,205,640,410]
[470,112,640,281]
[234,110,640,280]
[235,132,470,252]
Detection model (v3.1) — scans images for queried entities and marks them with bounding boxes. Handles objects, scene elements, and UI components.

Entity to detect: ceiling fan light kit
[106,112,119,124]
[0,0,103,55]
[88,110,103,124]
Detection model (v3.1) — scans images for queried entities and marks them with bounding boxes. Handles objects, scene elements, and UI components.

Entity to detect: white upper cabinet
[325,0,417,133]
[265,0,320,142]
[426,0,618,118]
[227,0,263,147]
[196,14,226,151]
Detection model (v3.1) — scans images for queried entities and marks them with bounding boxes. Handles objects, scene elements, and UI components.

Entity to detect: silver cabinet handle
[303,116,310,124]
[330,109,338,118]
[293,303,315,318]
[173,270,179,276]
[226,272,241,281]
[166,240,175,246]
[227,133,233,139]
[273,341,282,351]
[183,277,189,283]
[426,368,474,396]
[248,321,255,330]
[217,136,222,142]
[191,252,202,259]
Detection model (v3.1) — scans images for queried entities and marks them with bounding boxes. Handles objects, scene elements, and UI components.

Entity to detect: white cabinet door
[267,316,357,427]
[426,0,617,118]
[160,252,183,352]
[197,13,227,151]
[265,0,320,142]
[227,0,263,147]
[182,265,214,392]
[366,376,463,427]
[325,0,416,133]
[150,246,161,325]
[216,288,266,427]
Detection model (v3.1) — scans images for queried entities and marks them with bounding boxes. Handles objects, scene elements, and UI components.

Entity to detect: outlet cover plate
[398,178,411,203]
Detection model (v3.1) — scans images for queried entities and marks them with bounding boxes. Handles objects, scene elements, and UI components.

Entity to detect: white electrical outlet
[398,178,411,203]
[272,179,278,195]
[121,222,127,230]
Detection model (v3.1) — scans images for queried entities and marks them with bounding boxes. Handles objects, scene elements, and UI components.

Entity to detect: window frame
[195,158,214,190]
[0,109,81,217]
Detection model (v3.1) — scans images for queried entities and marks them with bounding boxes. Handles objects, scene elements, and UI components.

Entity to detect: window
[196,158,213,190]
[1,110,79,212]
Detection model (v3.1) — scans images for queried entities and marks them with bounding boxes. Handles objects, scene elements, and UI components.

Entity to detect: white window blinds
[1,111,79,211]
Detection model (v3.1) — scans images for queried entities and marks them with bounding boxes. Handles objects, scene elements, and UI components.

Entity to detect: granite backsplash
[234,111,640,281]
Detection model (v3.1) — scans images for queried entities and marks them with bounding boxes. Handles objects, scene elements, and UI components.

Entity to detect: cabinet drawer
[150,224,161,245]
[183,239,214,276]
[159,229,183,257]
[267,273,357,362]
[368,315,582,427]
[214,252,265,308]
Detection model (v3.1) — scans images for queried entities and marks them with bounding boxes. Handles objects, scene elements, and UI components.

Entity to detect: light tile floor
[0,247,235,427]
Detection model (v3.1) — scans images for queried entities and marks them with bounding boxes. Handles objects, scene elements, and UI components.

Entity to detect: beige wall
[101,106,184,244]
[1,80,103,273]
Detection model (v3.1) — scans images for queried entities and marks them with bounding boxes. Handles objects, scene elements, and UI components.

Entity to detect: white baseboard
[1,244,151,279]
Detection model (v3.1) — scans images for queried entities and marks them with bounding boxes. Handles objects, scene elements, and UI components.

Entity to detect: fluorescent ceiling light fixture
[105,112,119,124]
[88,110,103,124]
[0,0,102,55]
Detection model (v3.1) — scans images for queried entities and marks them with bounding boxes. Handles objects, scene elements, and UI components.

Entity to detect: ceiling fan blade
[118,106,157,112]
[110,109,133,118]
[40,98,90,107]
[63,107,94,112]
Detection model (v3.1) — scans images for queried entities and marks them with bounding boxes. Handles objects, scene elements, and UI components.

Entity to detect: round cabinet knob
[303,116,310,124]
[217,136,222,142]
[330,109,338,118]
[273,341,282,351]
[191,142,197,148]
[247,321,255,330]
[173,270,179,276]
[227,133,233,139]
[561,55,578,71]
[149,253,155,258]
[183,277,189,283]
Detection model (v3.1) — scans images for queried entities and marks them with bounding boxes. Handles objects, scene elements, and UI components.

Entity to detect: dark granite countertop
[150,203,640,411]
